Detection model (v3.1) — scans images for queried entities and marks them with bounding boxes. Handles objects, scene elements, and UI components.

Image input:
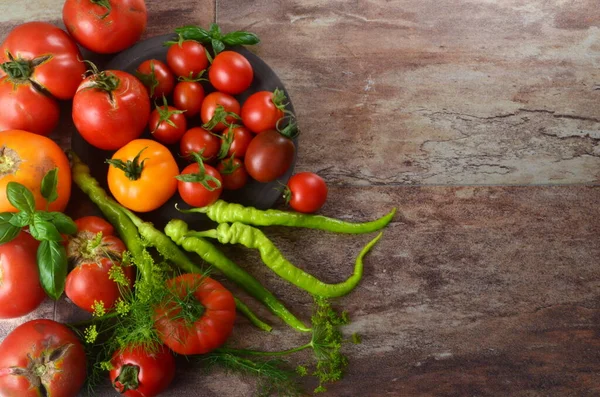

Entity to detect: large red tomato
[0,22,85,100]
[73,69,151,151]
[0,319,87,397]
[63,0,148,54]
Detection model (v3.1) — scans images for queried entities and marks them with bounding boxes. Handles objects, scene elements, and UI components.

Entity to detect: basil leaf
[212,39,225,55]
[37,240,67,300]
[40,168,59,204]
[222,31,260,46]
[0,213,20,244]
[8,211,30,227]
[6,181,35,214]
[46,212,77,235]
[209,23,222,39]
[30,214,62,241]
[175,26,212,43]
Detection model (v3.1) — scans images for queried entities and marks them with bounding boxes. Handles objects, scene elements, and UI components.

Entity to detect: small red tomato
[110,345,176,397]
[209,51,254,95]
[217,156,248,190]
[245,130,295,183]
[200,92,240,132]
[136,59,175,99]
[285,172,328,213]
[180,127,221,163]
[167,41,208,78]
[222,125,254,159]
[177,159,223,207]
[173,81,205,118]
[241,89,287,133]
[149,98,187,145]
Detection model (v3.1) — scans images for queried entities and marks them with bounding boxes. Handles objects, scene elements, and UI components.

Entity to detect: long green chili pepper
[178,200,396,234]
[186,222,383,298]
[165,219,311,333]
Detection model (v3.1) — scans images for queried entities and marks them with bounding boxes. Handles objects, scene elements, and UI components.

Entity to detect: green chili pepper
[186,222,383,298]
[165,219,311,333]
[178,200,396,234]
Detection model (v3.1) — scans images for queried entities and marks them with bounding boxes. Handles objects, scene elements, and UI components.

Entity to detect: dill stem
[68,311,119,327]
[216,342,313,357]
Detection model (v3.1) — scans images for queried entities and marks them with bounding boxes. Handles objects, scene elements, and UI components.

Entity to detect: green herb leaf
[6,181,35,214]
[37,240,67,300]
[40,168,59,204]
[209,23,222,39]
[46,212,77,235]
[175,25,212,43]
[211,39,225,55]
[222,31,260,46]
[8,211,31,228]
[0,213,20,244]
[30,214,62,241]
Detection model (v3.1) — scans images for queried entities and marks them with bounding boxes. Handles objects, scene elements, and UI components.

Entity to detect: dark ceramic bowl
[71,34,297,230]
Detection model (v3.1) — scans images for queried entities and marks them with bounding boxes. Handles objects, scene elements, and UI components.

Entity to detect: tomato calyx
[68,231,121,267]
[216,125,237,160]
[106,147,148,181]
[0,52,52,83]
[135,60,159,97]
[276,115,299,139]
[90,0,112,18]
[114,364,141,393]
[202,105,240,131]
[0,146,21,177]
[218,154,241,175]
[175,152,222,191]
[152,96,186,133]
[178,69,208,83]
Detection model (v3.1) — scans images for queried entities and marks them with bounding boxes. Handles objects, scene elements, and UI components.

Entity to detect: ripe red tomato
[154,274,236,355]
[0,231,45,319]
[0,319,86,397]
[286,172,328,213]
[217,157,249,190]
[173,81,205,118]
[177,161,223,207]
[136,59,175,99]
[110,345,175,397]
[200,92,240,132]
[0,22,85,100]
[245,130,295,183]
[73,69,151,151]
[0,77,59,136]
[241,90,286,133]
[74,216,115,236]
[223,125,254,158]
[209,51,254,95]
[167,41,208,78]
[63,0,147,54]
[180,127,221,163]
[149,102,187,145]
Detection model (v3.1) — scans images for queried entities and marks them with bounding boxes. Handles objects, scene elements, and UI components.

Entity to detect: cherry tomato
[0,77,59,136]
[286,172,328,213]
[0,130,71,213]
[0,319,86,397]
[223,125,254,158]
[245,130,295,183]
[177,161,223,207]
[154,274,236,355]
[149,102,187,145]
[173,81,205,118]
[63,0,147,54]
[200,92,240,132]
[73,69,151,151]
[217,157,248,190]
[110,345,176,397]
[136,59,175,99]
[107,139,179,212]
[209,51,253,95]
[167,41,208,78]
[0,22,85,100]
[180,127,221,163]
[0,231,45,319]
[241,90,286,133]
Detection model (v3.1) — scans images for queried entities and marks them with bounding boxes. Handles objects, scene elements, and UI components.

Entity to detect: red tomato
[217,157,249,190]
[223,125,254,158]
[245,130,295,183]
[0,22,85,100]
[0,77,59,136]
[286,172,328,213]
[0,319,86,397]
[0,231,45,319]
[63,0,147,54]
[110,345,175,397]
[173,81,205,118]
[149,103,187,145]
[74,216,115,236]
[167,41,208,78]
[73,69,151,151]
[209,51,253,95]
[200,92,240,132]
[154,274,236,355]
[177,162,223,207]
[180,127,221,163]
[135,59,175,99]
[241,90,286,133]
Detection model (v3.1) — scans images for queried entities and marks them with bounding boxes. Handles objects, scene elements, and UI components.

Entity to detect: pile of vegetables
[0,1,396,396]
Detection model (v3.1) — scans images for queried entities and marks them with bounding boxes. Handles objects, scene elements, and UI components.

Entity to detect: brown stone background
[1,0,599,396]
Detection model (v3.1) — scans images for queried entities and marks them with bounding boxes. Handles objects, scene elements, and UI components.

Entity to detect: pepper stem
[114,364,140,393]
[105,147,148,181]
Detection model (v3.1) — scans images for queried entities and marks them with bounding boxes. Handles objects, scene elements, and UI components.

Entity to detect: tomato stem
[152,96,186,132]
[90,0,112,18]
[135,61,159,98]
[105,147,148,181]
[0,52,51,82]
[114,364,140,393]
[175,152,222,191]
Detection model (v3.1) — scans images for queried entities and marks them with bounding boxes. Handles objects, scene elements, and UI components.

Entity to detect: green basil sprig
[174,23,260,55]
[0,168,77,300]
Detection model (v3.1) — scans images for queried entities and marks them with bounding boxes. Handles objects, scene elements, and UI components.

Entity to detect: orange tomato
[107,139,179,212]
[0,130,71,212]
